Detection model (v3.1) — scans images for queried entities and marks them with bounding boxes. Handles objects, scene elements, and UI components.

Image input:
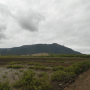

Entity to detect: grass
[7,65,25,69]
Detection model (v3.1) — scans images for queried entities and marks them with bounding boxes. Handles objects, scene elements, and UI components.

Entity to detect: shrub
[0,81,11,90]
[38,72,47,77]
[29,66,34,69]
[65,61,90,74]
[19,70,23,72]
[7,65,12,68]
[7,65,25,69]
[7,61,16,65]
[35,63,42,66]
[34,66,50,70]
[52,66,64,71]
[51,65,55,67]
[59,61,64,63]
[27,62,34,65]
[13,70,52,90]
[51,70,76,81]
[47,61,57,63]
[12,65,25,69]
[7,61,23,65]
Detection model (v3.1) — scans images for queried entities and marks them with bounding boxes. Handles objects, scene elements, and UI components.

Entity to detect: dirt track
[64,69,90,90]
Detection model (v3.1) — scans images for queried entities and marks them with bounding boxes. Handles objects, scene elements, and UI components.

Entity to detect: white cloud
[0,0,90,54]
[15,10,44,31]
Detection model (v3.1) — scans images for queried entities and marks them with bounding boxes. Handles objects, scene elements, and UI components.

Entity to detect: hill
[0,43,81,55]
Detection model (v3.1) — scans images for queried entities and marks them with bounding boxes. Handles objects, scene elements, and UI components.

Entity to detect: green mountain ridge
[0,43,81,55]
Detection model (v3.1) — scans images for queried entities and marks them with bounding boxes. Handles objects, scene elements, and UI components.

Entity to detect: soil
[63,69,90,90]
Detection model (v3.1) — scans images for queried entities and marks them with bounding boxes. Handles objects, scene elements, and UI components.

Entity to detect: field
[0,56,90,90]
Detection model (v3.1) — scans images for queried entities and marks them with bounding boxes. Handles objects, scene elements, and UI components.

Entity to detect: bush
[59,61,64,63]
[35,63,42,66]
[12,65,25,69]
[27,62,34,65]
[34,66,50,70]
[52,66,64,71]
[13,70,52,90]
[47,61,57,63]
[29,66,34,69]
[51,70,76,81]
[7,61,16,65]
[0,81,11,90]
[38,72,47,77]
[7,65,12,68]
[7,65,25,69]
[65,61,90,74]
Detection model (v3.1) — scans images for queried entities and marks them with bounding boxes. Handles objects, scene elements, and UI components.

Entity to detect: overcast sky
[0,0,90,54]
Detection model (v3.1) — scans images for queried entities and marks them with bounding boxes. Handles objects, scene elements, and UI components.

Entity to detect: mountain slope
[0,43,81,55]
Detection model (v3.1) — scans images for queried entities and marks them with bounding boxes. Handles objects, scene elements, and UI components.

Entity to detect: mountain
[0,43,81,55]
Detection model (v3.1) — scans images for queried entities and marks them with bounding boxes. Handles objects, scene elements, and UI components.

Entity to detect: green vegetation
[35,63,42,66]
[29,66,34,69]
[34,65,50,70]
[0,81,11,90]
[1,59,90,90]
[7,65,25,69]
[64,61,90,74]
[3,75,7,78]
[27,62,34,65]
[19,69,24,72]
[51,70,76,81]
[47,60,57,63]
[52,66,64,71]
[13,70,52,90]
[38,72,47,77]
[59,61,64,63]
[51,60,90,82]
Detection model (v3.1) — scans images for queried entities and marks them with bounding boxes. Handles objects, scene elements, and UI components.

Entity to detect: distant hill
[0,43,81,55]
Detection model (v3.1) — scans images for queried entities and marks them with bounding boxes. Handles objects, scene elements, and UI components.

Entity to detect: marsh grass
[7,65,25,69]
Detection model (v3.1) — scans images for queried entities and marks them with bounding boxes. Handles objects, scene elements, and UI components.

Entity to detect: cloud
[0,0,90,54]
[0,3,11,16]
[15,10,44,31]
[0,23,7,31]
[0,3,12,32]
[0,33,6,40]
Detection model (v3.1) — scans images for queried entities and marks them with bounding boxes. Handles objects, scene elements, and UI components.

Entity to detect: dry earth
[63,69,90,90]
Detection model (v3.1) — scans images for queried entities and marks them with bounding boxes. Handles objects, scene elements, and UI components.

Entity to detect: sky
[0,0,90,54]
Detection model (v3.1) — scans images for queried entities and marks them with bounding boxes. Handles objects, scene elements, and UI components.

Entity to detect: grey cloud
[0,24,7,31]
[0,3,12,32]
[0,33,6,40]
[0,3,11,16]
[16,10,44,31]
